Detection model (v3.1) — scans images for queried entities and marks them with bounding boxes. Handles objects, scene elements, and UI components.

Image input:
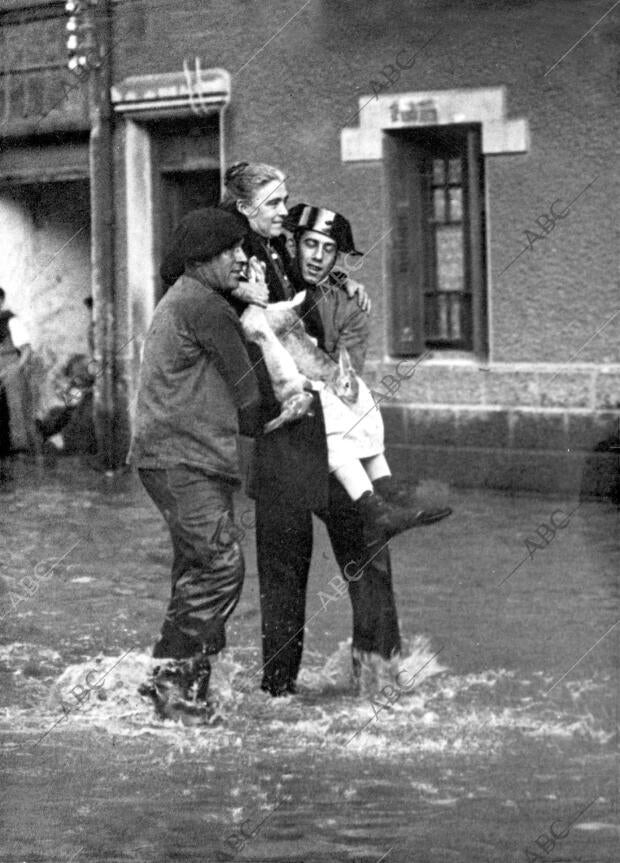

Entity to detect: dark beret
[160,207,247,286]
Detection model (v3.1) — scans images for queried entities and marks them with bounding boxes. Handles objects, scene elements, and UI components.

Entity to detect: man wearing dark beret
[128,208,262,722]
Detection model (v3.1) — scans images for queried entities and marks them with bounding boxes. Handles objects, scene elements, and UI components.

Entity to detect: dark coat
[0,310,16,353]
[237,227,331,510]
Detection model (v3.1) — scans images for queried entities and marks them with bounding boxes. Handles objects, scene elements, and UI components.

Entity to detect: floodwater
[0,459,618,862]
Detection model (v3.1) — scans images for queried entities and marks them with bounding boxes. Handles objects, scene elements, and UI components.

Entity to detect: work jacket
[128,275,261,481]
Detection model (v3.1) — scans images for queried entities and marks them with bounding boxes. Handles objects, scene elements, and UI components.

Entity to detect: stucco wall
[1,0,617,483]
[0,181,92,413]
[111,0,619,371]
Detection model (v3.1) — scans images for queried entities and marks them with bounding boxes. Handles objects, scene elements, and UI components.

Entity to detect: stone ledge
[595,370,620,410]
[381,405,620,453]
[537,371,592,409]
[365,361,620,411]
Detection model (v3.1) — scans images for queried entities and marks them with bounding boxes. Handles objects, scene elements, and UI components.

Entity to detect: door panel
[157,170,221,298]
[466,127,488,357]
[384,132,426,356]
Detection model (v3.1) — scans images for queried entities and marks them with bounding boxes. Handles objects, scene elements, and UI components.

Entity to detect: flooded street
[1,458,618,862]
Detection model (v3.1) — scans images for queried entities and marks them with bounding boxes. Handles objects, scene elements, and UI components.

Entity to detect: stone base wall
[384,406,619,497]
[376,362,620,496]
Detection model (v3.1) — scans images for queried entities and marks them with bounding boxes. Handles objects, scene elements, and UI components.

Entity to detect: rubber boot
[138,654,216,725]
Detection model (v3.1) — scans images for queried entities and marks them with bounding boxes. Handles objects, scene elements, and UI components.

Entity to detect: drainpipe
[88,0,116,469]
[218,102,227,197]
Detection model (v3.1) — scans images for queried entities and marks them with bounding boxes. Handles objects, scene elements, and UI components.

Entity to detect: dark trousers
[256,475,401,695]
[138,466,245,660]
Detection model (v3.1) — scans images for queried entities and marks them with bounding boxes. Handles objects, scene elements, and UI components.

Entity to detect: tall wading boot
[138,653,217,725]
[356,490,452,548]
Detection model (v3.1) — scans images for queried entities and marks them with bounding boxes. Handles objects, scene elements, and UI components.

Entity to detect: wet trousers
[256,475,401,695]
[138,466,244,659]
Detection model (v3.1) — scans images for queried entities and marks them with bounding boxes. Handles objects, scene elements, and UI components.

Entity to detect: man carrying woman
[219,162,450,696]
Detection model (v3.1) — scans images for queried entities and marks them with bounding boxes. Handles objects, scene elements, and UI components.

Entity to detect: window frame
[384,123,488,359]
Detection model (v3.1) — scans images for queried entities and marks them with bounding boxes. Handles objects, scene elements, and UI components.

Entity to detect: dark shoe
[373,475,415,507]
[260,679,297,697]
[410,507,452,526]
[373,477,452,518]
[138,654,216,724]
[357,490,452,547]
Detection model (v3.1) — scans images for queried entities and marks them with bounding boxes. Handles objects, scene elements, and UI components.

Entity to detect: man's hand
[344,277,371,313]
[233,256,269,307]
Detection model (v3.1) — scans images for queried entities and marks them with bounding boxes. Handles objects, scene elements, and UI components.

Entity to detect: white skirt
[319,378,384,472]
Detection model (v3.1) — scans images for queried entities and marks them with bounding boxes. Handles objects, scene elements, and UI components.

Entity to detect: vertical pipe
[219,103,226,198]
[89,0,116,469]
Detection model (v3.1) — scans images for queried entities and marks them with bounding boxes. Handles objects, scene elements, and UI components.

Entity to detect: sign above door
[341,87,528,161]
[111,63,230,120]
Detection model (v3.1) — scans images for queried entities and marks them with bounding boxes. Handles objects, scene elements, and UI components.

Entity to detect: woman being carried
[240,203,452,547]
[216,161,450,698]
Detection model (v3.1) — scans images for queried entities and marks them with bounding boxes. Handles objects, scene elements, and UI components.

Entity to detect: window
[385,124,487,357]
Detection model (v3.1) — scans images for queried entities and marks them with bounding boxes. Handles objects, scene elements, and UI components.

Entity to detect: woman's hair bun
[224,162,249,184]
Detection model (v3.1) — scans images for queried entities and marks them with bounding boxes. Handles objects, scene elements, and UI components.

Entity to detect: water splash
[0,637,613,760]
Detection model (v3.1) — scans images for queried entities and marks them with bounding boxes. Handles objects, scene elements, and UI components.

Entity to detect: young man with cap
[128,208,263,722]
[253,204,451,696]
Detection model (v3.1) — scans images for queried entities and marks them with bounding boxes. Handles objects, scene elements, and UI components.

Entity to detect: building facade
[1,0,618,492]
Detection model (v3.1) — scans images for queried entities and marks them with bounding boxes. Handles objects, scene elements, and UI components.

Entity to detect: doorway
[158,169,221,297]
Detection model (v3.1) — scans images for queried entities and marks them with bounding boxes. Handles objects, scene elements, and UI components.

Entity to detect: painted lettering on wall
[388,99,438,124]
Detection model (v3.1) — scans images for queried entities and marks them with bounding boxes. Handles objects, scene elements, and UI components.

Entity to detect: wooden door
[384,131,427,356]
